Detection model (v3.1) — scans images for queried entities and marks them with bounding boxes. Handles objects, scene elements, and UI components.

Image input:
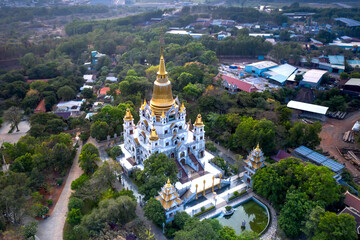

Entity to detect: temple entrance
[187,147,190,154]
[171,153,175,159]
[200,151,204,158]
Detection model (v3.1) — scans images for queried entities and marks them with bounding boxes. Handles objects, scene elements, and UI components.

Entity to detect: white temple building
[243,144,268,186]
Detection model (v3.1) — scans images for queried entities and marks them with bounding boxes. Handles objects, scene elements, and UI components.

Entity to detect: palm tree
[79,151,100,175]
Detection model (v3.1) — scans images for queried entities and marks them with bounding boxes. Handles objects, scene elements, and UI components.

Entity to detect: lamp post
[213,192,217,208]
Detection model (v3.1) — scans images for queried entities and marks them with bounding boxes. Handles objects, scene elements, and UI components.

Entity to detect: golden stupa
[150,47,175,117]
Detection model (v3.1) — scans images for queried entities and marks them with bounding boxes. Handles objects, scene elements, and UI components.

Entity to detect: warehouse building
[299,69,327,88]
[287,100,329,121]
[245,61,278,75]
[263,63,297,85]
[342,78,360,96]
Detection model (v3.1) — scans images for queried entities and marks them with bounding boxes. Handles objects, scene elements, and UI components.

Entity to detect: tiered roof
[244,144,267,170]
[156,179,183,211]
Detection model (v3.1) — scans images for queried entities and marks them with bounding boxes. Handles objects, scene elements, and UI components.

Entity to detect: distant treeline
[0,5,109,24]
[65,10,163,36]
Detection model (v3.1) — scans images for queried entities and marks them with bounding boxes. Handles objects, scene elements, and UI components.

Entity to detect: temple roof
[245,144,266,170]
[156,178,183,211]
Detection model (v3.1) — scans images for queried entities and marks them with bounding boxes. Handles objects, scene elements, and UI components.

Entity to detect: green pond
[216,199,268,235]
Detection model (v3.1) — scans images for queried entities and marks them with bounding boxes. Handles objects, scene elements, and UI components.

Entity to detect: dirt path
[320,111,360,177]
[36,146,83,240]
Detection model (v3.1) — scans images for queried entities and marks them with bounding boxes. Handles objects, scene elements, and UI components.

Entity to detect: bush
[225,206,232,212]
[57,178,63,186]
[47,199,53,206]
[68,197,84,212]
[79,131,90,141]
[32,203,49,217]
[228,190,247,202]
[67,208,82,226]
[71,174,90,190]
[106,146,123,160]
[194,206,215,217]
[205,141,217,152]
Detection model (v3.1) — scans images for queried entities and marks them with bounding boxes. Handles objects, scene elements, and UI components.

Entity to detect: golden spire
[124,108,133,121]
[255,143,260,151]
[144,99,147,106]
[149,126,159,141]
[165,178,171,187]
[194,114,204,127]
[157,47,167,80]
[179,103,185,113]
[151,111,155,117]
[150,47,175,117]
[161,111,166,118]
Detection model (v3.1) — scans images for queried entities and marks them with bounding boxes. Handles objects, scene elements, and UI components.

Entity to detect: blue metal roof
[329,55,344,65]
[321,159,344,173]
[294,146,313,157]
[307,151,329,164]
[335,18,360,27]
[293,146,344,173]
[269,74,288,84]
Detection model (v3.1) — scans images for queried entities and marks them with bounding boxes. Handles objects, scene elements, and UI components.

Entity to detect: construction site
[319,111,360,184]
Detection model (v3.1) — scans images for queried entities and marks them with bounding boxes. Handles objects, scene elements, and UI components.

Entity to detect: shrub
[79,131,90,141]
[201,206,206,212]
[71,174,90,190]
[233,191,239,196]
[47,199,53,206]
[32,203,49,217]
[57,178,63,186]
[68,197,84,212]
[205,141,217,152]
[225,206,232,212]
[194,206,215,217]
[67,208,82,226]
[228,190,247,202]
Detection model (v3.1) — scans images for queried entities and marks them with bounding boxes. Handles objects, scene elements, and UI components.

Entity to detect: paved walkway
[0,121,30,144]
[211,141,245,172]
[36,146,83,240]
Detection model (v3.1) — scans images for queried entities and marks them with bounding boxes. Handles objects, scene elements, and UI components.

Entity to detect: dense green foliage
[253,158,343,238]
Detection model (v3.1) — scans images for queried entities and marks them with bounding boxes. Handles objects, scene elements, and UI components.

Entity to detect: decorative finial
[194,113,204,127]
[161,111,166,118]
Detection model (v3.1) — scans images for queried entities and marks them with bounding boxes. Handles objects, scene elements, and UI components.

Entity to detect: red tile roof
[99,87,120,96]
[34,99,46,113]
[345,191,360,213]
[271,150,292,162]
[216,74,257,93]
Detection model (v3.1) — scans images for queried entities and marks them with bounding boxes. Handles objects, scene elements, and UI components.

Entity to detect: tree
[79,151,100,175]
[183,83,203,100]
[138,153,178,200]
[82,143,99,156]
[52,143,72,171]
[144,197,165,227]
[302,206,325,238]
[67,208,82,226]
[22,221,38,240]
[218,226,238,240]
[81,196,136,235]
[294,74,303,82]
[4,107,24,132]
[57,86,76,101]
[314,211,357,240]
[174,218,222,240]
[173,211,191,230]
[81,88,93,99]
[90,121,109,141]
[279,189,317,238]
[68,197,84,212]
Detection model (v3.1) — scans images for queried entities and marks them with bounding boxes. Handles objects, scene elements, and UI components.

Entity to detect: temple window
[169,114,175,121]
[179,126,182,130]
[130,130,133,134]
[200,136,203,140]
[166,142,169,146]
[193,146,196,149]
[165,130,168,134]
[193,136,196,140]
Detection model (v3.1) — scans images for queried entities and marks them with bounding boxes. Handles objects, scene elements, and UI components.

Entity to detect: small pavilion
[156,179,183,223]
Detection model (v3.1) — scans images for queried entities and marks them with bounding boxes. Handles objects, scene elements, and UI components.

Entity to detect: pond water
[216,199,268,235]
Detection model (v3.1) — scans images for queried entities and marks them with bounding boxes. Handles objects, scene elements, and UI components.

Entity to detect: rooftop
[302,69,327,84]
[247,61,277,70]
[216,74,258,93]
[344,191,360,213]
[335,18,360,27]
[328,55,344,65]
[345,78,360,87]
[287,100,329,115]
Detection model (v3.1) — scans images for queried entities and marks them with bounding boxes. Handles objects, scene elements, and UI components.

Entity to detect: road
[320,111,360,177]
[0,120,30,144]
[36,146,83,240]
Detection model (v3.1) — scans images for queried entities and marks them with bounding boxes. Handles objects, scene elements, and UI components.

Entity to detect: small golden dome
[179,103,185,113]
[149,127,159,141]
[194,114,204,127]
[255,143,260,152]
[161,111,166,118]
[151,111,155,117]
[124,108,133,121]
